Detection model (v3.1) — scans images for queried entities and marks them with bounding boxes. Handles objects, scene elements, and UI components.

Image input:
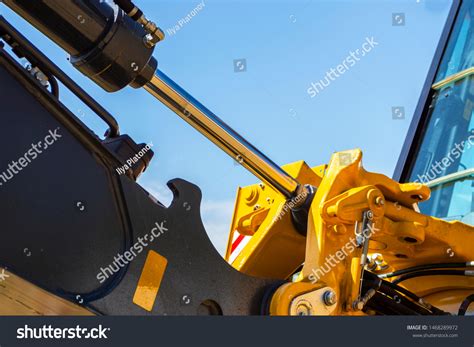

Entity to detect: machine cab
[396,0,474,226]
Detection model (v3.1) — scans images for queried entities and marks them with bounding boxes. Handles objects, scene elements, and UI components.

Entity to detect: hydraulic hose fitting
[3,0,158,92]
[113,0,165,48]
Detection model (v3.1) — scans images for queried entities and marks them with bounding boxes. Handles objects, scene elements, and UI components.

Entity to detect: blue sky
[1,0,453,254]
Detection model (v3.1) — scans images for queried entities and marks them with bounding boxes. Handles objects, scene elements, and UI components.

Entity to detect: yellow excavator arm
[227,149,474,315]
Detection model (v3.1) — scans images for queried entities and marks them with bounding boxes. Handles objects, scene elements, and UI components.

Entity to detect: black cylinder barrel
[3,0,157,92]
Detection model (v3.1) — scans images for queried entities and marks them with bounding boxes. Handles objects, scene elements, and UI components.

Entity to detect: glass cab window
[408,0,474,226]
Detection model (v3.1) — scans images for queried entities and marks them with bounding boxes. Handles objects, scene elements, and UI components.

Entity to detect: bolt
[353,300,364,311]
[375,197,385,206]
[245,187,259,205]
[259,183,265,190]
[143,33,154,48]
[266,197,272,203]
[366,261,377,271]
[29,67,49,87]
[323,290,337,306]
[183,108,191,117]
[373,254,384,265]
[333,224,347,234]
[253,204,260,211]
[295,302,312,316]
[366,210,374,220]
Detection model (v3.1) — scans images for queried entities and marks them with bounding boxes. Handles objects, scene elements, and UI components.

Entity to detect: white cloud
[140,179,174,207]
[200,200,235,255]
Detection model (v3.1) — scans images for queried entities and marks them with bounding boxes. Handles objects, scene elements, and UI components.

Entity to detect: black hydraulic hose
[364,273,449,315]
[393,270,471,285]
[379,262,474,279]
[379,284,433,315]
[458,294,474,316]
[365,277,421,303]
[367,281,444,315]
[379,282,448,315]
[380,281,420,303]
[369,292,422,315]
[366,272,420,302]
[114,0,135,13]
[113,0,143,20]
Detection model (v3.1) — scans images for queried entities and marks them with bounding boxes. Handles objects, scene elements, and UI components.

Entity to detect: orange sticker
[133,250,168,312]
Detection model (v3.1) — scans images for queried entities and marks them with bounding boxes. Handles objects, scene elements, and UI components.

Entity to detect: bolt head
[333,224,347,234]
[295,302,312,316]
[374,254,384,264]
[143,33,154,48]
[353,300,364,311]
[366,210,374,220]
[323,290,337,306]
[245,187,259,205]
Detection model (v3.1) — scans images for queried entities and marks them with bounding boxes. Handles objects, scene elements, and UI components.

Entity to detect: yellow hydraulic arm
[226,149,474,315]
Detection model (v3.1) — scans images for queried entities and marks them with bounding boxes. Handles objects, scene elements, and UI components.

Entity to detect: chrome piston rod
[144,70,301,199]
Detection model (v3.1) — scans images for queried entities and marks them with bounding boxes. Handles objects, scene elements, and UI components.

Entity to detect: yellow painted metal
[133,250,168,312]
[225,161,325,278]
[423,290,474,315]
[432,66,474,90]
[0,268,93,316]
[299,149,427,314]
[269,282,318,315]
[229,149,474,315]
